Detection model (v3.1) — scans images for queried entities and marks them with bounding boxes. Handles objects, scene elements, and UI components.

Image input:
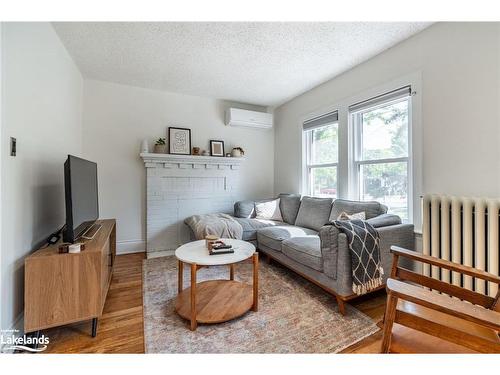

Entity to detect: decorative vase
[154,144,167,154]
[140,139,149,153]
[231,148,244,157]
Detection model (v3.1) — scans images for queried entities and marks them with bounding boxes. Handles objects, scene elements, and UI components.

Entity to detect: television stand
[24,219,116,337]
[81,223,102,240]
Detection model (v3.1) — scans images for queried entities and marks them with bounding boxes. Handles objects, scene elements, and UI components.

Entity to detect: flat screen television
[63,155,99,243]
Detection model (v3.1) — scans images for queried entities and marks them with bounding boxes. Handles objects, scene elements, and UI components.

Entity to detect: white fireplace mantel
[140,153,245,258]
[140,153,245,170]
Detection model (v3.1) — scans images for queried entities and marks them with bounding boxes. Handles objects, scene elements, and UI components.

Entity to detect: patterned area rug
[143,256,379,353]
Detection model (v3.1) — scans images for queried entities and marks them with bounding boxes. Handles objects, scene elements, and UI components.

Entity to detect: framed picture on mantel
[210,140,225,157]
[168,127,191,155]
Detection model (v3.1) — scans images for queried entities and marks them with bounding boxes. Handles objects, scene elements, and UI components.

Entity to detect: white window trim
[351,95,412,223]
[303,125,339,197]
[301,71,422,230]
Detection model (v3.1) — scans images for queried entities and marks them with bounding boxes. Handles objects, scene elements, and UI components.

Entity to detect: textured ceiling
[53,22,431,107]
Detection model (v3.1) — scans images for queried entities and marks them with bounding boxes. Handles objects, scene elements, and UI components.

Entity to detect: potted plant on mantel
[231,147,245,157]
[154,138,167,154]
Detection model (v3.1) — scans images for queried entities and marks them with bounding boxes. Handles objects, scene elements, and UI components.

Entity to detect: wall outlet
[10,137,16,156]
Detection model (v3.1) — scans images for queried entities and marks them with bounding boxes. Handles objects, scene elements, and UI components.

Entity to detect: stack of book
[209,240,235,255]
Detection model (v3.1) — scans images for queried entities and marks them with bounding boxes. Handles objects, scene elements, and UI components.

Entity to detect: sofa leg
[265,254,272,264]
[336,296,346,315]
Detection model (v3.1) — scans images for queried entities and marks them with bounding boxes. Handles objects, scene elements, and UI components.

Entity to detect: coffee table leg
[190,263,197,331]
[178,260,183,293]
[229,264,235,280]
[252,253,259,312]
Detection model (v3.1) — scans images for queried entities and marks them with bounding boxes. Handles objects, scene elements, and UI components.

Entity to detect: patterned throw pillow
[255,198,283,222]
[337,211,366,221]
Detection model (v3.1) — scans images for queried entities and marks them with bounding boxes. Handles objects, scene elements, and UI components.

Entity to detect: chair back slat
[391,246,500,285]
[396,267,495,308]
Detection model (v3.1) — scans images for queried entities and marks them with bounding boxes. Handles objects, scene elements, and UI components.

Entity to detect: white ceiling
[53,22,431,107]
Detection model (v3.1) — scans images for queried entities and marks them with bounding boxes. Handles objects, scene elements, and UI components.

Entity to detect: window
[301,85,415,223]
[303,111,339,198]
[350,87,411,221]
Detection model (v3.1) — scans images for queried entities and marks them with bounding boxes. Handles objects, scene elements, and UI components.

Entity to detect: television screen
[63,155,99,243]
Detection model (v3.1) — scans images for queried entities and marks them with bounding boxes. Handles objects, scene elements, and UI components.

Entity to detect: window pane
[360,162,408,221]
[310,166,337,198]
[310,123,338,164]
[361,99,408,160]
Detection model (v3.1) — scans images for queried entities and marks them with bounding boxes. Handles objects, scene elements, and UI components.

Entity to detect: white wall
[82,80,274,253]
[274,23,500,211]
[1,23,83,331]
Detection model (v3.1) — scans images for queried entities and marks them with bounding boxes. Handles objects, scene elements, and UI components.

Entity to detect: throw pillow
[337,211,366,221]
[294,196,333,231]
[255,198,283,221]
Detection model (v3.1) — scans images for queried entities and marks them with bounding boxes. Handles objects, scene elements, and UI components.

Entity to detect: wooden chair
[380,246,500,353]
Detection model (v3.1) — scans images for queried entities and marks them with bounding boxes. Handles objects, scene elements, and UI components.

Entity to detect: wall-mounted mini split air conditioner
[225,108,273,129]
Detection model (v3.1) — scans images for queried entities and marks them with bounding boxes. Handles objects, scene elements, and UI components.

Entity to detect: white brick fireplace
[141,153,244,258]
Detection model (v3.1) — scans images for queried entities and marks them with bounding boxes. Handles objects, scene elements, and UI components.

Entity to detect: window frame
[303,122,339,198]
[351,95,412,222]
[300,72,422,229]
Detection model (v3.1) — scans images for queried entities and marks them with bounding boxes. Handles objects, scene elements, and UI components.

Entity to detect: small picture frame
[168,127,191,155]
[210,140,225,157]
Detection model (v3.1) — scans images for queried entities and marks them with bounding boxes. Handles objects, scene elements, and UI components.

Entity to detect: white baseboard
[116,239,146,255]
[147,250,175,259]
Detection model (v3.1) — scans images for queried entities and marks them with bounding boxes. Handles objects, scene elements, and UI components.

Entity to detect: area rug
[143,255,379,353]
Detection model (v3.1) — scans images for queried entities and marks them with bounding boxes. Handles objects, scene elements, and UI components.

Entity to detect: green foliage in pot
[156,138,166,145]
[233,147,245,155]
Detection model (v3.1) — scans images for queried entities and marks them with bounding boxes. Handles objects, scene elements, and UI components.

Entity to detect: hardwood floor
[341,290,386,353]
[43,252,146,353]
[42,252,385,353]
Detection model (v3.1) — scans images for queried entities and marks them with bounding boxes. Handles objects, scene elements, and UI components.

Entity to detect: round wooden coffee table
[174,239,258,331]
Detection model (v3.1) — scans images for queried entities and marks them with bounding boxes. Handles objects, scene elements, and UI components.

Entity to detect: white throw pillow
[255,198,283,222]
[337,211,366,221]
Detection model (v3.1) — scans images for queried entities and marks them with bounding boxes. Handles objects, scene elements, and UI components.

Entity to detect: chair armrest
[391,246,500,285]
[387,278,500,332]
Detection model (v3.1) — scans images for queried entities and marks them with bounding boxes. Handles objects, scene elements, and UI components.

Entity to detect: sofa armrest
[365,213,401,228]
[377,223,415,275]
[234,200,256,218]
[319,225,347,279]
[319,223,415,282]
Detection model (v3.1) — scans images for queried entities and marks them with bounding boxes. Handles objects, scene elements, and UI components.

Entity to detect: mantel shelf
[140,152,245,169]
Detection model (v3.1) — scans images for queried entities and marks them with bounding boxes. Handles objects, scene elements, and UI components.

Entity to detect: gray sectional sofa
[232,194,414,314]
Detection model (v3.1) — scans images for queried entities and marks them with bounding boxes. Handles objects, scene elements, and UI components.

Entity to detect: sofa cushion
[234,217,284,241]
[278,193,302,225]
[234,200,256,218]
[365,213,402,228]
[294,196,333,231]
[255,198,283,221]
[257,225,318,251]
[329,199,388,221]
[282,236,323,272]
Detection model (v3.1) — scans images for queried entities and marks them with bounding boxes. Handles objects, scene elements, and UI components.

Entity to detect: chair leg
[336,296,346,315]
[380,293,398,353]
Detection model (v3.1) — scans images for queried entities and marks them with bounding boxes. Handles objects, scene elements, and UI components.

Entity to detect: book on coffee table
[209,241,235,255]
